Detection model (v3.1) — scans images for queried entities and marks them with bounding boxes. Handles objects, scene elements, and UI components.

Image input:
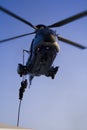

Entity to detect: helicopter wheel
[46,66,59,79]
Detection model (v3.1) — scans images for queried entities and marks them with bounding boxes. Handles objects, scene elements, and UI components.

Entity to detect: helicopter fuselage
[26,27,60,76]
[17,27,60,78]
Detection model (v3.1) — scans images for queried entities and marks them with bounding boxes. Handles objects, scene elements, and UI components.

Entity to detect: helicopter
[0,6,87,86]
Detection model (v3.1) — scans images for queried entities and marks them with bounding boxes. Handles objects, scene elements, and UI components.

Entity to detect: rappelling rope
[23,49,26,80]
[17,100,21,127]
[17,49,28,127]
[17,49,33,127]
[17,79,28,127]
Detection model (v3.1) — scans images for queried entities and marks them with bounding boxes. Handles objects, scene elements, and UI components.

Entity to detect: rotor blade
[0,6,37,30]
[58,35,86,49]
[0,32,36,43]
[48,10,87,28]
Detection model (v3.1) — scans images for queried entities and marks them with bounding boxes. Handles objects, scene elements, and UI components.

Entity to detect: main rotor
[0,6,87,49]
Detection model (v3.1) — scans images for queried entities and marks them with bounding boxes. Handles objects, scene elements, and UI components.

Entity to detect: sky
[0,0,87,130]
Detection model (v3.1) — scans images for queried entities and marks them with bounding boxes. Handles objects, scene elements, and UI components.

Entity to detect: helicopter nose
[44,34,56,42]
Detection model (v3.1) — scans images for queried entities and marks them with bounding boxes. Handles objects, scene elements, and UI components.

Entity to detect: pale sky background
[0,0,87,130]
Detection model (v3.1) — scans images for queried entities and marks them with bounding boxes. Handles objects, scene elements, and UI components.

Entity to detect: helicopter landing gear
[17,64,28,77]
[46,66,59,79]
